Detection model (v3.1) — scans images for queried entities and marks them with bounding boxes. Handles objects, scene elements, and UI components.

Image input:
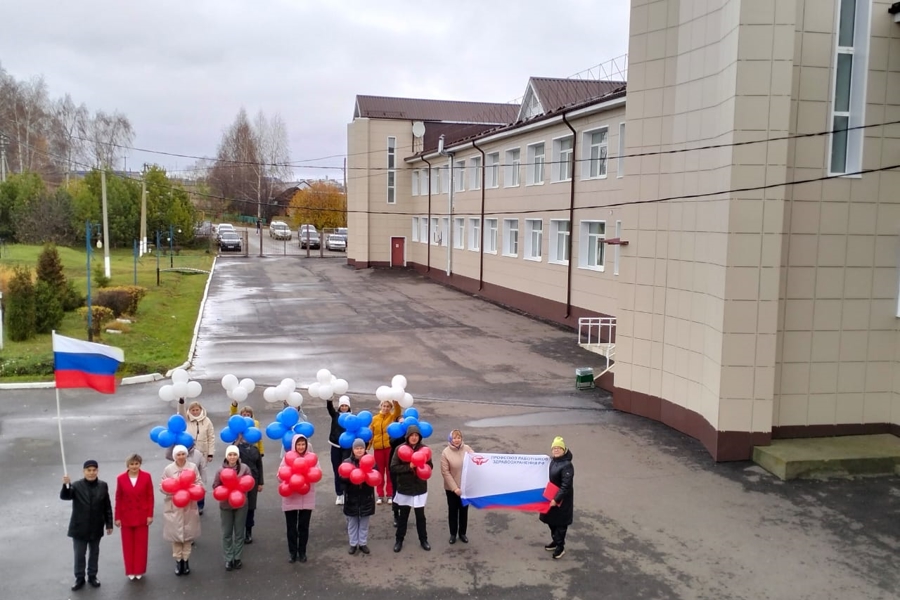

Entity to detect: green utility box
[575,367,594,390]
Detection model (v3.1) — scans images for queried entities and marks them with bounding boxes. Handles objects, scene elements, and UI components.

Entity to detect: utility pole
[140,167,148,256]
[101,170,111,278]
[0,133,8,183]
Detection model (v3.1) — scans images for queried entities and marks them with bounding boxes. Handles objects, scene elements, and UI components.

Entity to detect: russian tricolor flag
[53,332,124,394]
[461,453,552,513]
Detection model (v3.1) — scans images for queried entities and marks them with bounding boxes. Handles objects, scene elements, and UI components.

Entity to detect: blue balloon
[149,426,166,443]
[418,421,434,438]
[294,422,314,438]
[243,427,262,444]
[177,432,195,448]
[157,430,176,448]
[243,416,256,430]
[279,407,300,428]
[344,415,359,432]
[387,422,404,439]
[337,412,351,428]
[339,431,355,449]
[402,408,419,420]
[266,422,287,440]
[220,427,236,443]
[356,411,373,427]
[282,430,295,451]
[403,416,419,428]
[357,428,373,443]
[167,414,187,434]
[228,414,248,433]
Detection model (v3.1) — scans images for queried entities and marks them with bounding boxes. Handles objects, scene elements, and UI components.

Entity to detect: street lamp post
[156,230,161,286]
[85,221,103,341]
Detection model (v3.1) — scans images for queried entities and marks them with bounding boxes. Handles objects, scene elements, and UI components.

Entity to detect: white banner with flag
[461,453,551,512]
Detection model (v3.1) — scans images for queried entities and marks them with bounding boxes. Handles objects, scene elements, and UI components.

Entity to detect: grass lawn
[0,243,215,380]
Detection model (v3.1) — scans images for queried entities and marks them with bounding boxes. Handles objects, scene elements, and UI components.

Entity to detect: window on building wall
[411,170,419,196]
[579,221,606,270]
[468,218,480,251]
[454,160,465,192]
[387,137,396,203]
[412,217,419,242]
[485,218,498,253]
[440,166,450,194]
[524,219,542,261]
[502,219,518,257]
[617,123,625,178]
[453,218,465,249]
[431,167,439,194]
[469,156,482,190]
[553,136,573,182]
[419,216,428,243]
[504,148,520,187]
[829,0,870,175]
[487,152,500,188]
[549,220,570,264]
[584,128,608,179]
[431,217,440,245]
[526,142,545,185]
[441,217,449,247]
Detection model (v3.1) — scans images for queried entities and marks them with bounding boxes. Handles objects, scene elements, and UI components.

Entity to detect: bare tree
[0,74,50,174]
[50,94,88,184]
[84,109,134,169]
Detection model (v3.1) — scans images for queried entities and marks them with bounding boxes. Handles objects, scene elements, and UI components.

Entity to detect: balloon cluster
[220,414,263,445]
[338,453,380,487]
[221,375,256,404]
[277,449,323,497]
[376,374,414,409]
[150,414,194,449]
[397,444,433,480]
[212,467,256,508]
[266,407,316,451]
[161,468,205,508]
[263,378,304,408]
[157,368,202,402]
[308,369,349,401]
[337,410,373,449]
[386,407,435,440]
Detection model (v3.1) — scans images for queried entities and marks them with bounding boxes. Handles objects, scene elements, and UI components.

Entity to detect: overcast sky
[1,0,629,181]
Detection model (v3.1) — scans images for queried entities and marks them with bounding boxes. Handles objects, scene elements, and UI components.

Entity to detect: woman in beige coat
[440,429,473,544]
[161,445,202,576]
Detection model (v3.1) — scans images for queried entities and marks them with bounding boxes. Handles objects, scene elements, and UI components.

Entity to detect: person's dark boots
[87,577,101,588]
[459,534,469,543]
[71,578,86,591]
[175,560,183,576]
[232,559,243,570]
[244,527,253,544]
[420,540,431,551]
[182,560,191,575]
[393,540,403,552]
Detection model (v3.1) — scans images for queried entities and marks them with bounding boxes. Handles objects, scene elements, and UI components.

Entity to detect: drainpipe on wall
[438,134,454,277]
[423,156,432,273]
[562,113,577,321]
[472,140,486,291]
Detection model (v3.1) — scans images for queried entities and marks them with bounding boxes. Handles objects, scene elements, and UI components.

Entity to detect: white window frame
[526,142,545,185]
[440,166,450,194]
[487,152,500,188]
[412,217,419,242]
[617,123,625,178]
[411,169,419,196]
[549,219,570,265]
[454,160,466,192]
[430,167,439,194]
[440,217,449,247]
[504,148,521,187]
[419,216,428,243]
[613,220,622,275]
[583,127,608,180]
[578,220,606,271]
[468,218,480,251]
[386,136,396,204]
[469,156,482,190]
[502,218,519,257]
[485,218,498,254]
[827,0,870,176]
[431,217,440,245]
[524,219,542,261]
[552,135,574,182]
[453,217,465,249]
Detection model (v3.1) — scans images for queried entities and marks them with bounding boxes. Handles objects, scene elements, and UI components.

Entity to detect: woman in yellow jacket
[229,402,265,457]
[368,399,401,504]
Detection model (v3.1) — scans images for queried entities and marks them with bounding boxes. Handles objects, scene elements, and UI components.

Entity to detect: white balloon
[287,392,304,408]
[316,369,332,385]
[263,387,278,403]
[318,384,334,400]
[158,384,175,402]
[239,378,255,394]
[391,374,407,390]
[276,385,291,402]
[187,381,202,398]
[390,386,405,402]
[172,368,190,384]
[308,382,321,399]
[375,385,391,402]
[231,387,248,403]
[222,374,238,391]
[399,392,414,409]
[280,378,296,391]
[333,378,349,395]
[173,382,189,399]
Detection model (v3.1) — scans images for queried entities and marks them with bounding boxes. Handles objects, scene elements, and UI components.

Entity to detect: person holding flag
[539,437,574,559]
[60,460,113,591]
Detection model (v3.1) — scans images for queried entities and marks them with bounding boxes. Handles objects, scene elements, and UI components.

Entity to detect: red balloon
[278,482,293,497]
[178,469,195,487]
[289,474,307,493]
[292,457,309,475]
[189,484,205,501]
[307,467,323,483]
[219,467,238,487]
[284,451,299,464]
[228,490,245,508]
[239,475,256,492]
[421,446,432,460]
[416,465,432,480]
[366,470,381,488]
[337,462,354,478]
[350,468,366,485]
[173,489,191,508]
[411,451,426,468]
[304,452,318,468]
[277,466,293,483]
[161,477,180,494]
[213,485,230,502]
[397,445,413,462]
[296,481,310,495]
[359,454,376,472]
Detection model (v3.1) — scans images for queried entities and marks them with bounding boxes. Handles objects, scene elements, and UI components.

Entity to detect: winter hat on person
[338,396,351,409]
[225,445,240,456]
[352,438,366,450]
[448,429,462,446]
[173,445,188,456]
[551,436,566,451]
[405,424,422,442]
[83,459,99,469]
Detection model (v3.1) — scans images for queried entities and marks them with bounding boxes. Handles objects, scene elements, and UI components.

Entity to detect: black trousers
[73,537,100,579]
[445,490,469,536]
[396,505,427,543]
[330,446,349,495]
[548,524,568,549]
[246,509,255,529]
[284,509,312,556]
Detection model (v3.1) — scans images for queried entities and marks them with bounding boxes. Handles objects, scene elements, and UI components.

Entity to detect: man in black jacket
[60,460,113,591]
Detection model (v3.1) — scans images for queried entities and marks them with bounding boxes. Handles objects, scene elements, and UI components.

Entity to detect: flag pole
[56,386,68,478]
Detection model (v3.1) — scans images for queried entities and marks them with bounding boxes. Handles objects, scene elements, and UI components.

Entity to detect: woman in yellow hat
[539,436,574,559]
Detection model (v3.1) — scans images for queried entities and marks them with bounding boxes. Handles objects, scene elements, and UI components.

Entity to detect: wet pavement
[1,257,899,600]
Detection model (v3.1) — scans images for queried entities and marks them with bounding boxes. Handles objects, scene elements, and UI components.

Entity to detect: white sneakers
[335,495,344,505]
[376,497,384,505]
[387,497,393,505]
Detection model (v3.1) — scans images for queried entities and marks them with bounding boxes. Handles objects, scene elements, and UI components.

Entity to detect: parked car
[216,223,235,241]
[218,230,242,251]
[269,221,292,240]
[325,233,346,251]
[298,224,320,249]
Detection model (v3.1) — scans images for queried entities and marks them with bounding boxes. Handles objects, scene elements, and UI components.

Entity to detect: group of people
[59,395,575,590]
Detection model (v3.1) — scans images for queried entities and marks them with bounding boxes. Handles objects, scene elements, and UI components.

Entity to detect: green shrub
[94,285,147,317]
[34,280,64,333]
[6,266,36,341]
[77,305,114,337]
[36,244,67,293]
[62,280,86,312]
[92,263,111,288]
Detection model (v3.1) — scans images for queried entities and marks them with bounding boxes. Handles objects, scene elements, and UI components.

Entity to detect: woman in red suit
[114,454,154,580]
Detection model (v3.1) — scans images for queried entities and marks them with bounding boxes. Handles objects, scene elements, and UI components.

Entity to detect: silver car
[325,233,347,251]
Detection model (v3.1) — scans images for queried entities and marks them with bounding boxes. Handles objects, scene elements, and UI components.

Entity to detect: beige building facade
[347,0,900,460]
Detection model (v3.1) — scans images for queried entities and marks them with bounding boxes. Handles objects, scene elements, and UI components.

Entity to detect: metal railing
[577,317,617,377]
